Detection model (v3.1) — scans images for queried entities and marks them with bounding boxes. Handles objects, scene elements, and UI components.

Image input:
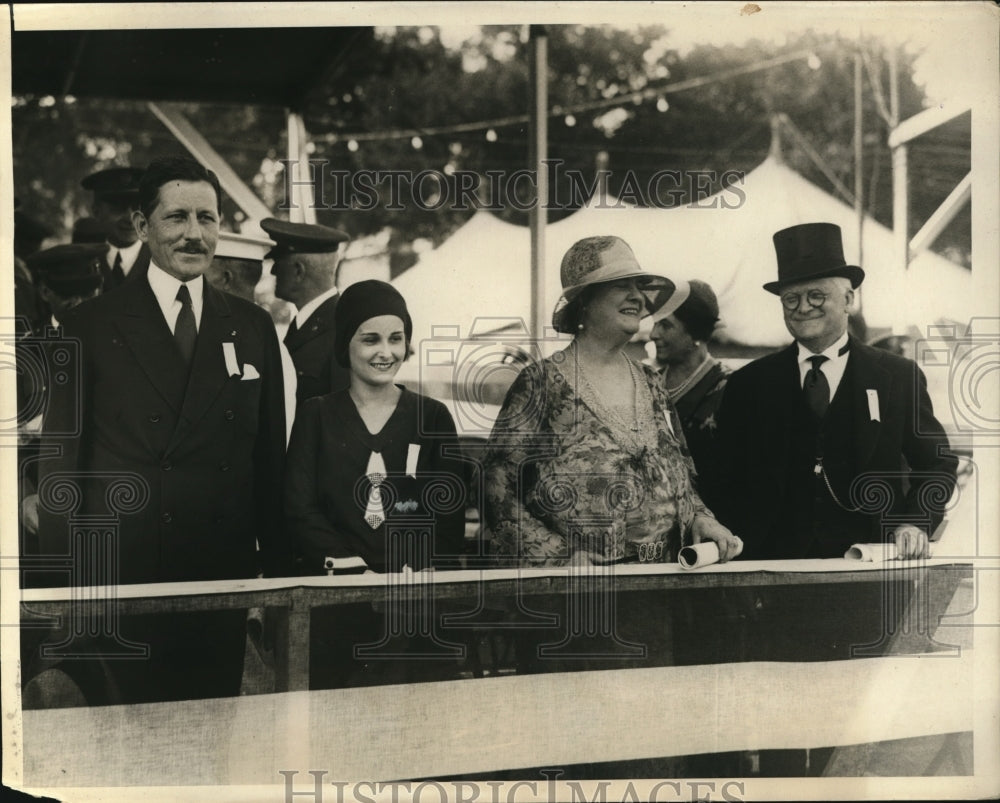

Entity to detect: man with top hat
[80,166,151,290]
[31,157,286,706]
[713,222,957,562]
[261,218,352,405]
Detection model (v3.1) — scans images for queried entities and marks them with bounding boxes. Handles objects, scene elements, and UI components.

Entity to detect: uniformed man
[27,243,107,327]
[261,218,352,404]
[208,230,297,443]
[80,166,151,290]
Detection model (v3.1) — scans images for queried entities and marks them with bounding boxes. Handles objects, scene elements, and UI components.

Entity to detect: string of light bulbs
[317,48,820,150]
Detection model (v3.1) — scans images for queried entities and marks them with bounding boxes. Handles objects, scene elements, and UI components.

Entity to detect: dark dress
[284,386,467,688]
[665,360,730,511]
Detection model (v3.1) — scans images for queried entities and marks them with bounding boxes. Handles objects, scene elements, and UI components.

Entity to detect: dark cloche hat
[260,218,350,260]
[81,167,145,200]
[27,243,108,296]
[334,280,413,368]
[764,222,865,294]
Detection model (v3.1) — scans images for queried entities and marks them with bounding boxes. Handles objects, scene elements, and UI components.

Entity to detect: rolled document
[678,537,743,570]
[845,543,898,562]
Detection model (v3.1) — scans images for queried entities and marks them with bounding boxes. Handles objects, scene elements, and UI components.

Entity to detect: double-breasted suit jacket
[37,274,287,584]
[712,337,957,560]
[284,294,351,406]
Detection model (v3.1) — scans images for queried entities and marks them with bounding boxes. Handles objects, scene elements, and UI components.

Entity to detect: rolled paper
[678,541,720,569]
[845,543,898,562]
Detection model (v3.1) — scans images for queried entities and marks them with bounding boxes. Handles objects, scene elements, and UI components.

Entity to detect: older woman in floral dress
[484,236,740,567]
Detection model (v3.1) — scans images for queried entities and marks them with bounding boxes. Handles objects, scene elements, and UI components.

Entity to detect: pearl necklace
[573,343,641,432]
[664,355,713,400]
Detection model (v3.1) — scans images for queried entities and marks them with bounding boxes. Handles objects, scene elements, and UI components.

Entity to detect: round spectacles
[780,290,828,311]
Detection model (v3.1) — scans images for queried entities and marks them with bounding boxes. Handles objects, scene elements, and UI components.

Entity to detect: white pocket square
[241,363,260,380]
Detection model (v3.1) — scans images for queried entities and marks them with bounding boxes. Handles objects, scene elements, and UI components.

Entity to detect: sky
[422,4,986,108]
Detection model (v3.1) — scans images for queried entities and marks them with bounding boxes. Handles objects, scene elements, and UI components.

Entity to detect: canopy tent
[11,27,370,109]
[393,156,973,352]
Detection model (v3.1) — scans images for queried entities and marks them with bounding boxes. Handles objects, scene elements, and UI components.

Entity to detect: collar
[147,261,204,311]
[797,331,849,365]
[295,285,339,327]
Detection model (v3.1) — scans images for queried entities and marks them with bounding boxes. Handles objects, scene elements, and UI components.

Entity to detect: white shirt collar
[107,239,144,274]
[147,262,204,332]
[797,331,849,366]
[295,285,339,328]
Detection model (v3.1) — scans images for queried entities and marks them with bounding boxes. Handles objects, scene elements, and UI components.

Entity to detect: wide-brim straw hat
[552,235,679,334]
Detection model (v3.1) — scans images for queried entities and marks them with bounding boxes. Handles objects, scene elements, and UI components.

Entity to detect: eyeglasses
[780,290,828,311]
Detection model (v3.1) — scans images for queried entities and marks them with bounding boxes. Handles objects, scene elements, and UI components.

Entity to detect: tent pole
[286,111,317,225]
[529,26,549,342]
[888,47,907,336]
[854,52,864,270]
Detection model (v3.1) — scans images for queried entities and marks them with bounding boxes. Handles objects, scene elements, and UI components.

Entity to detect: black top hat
[28,243,108,296]
[764,222,865,294]
[81,167,145,200]
[260,218,350,259]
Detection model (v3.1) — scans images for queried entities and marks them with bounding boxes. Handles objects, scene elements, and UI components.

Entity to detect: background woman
[483,236,740,567]
[648,279,730,504]
[284,279,465,687]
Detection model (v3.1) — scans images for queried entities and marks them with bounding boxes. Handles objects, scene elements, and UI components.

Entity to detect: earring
[578,323,584,331]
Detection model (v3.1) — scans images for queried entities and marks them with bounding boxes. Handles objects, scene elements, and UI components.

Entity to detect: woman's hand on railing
[690,515,743,563]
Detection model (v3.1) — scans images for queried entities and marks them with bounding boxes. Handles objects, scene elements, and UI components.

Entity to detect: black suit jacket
[100,243,152,292]
[284,293,351,405]
[36,275,287,584]
[712,337,957,559]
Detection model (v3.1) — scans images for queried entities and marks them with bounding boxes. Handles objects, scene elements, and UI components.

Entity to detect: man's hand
[893,524,930,559]
[690,514,743,562]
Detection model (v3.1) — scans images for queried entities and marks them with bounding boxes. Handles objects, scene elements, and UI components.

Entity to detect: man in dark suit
[714,222,957,562]
[31,157,287,706]
[81,166,152,291]
[261,218,352,404]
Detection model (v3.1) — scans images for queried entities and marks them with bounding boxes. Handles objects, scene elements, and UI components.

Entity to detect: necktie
[803,355,830,419]
[174,284,197,366]
[111,252,125,285]
[364,451,387,529]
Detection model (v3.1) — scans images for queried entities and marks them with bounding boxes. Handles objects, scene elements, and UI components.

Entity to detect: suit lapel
[115,279,189,414]
[285,294,337,352]
[170,285,234,452]
[848,338,891,470]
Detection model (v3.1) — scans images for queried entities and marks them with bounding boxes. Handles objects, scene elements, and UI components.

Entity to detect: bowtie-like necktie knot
[803,354,830,419]
[174,284,197,366]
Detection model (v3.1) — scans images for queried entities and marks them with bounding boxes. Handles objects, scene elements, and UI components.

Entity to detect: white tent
[394,156,973,351]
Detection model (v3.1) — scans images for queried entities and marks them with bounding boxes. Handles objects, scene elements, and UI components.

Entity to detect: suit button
[149,413,161,423]
[224,409,235,420]
[219,461,230,472]
[161,513,172,524]
[161,461,172,471]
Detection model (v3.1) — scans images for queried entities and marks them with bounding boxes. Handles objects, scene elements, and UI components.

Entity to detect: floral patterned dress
[484,345,713,567]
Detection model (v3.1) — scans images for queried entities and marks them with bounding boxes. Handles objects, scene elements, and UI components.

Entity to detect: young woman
[284,279,465,687]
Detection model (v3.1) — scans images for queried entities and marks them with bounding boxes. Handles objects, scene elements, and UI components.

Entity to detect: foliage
[11,24,970,271]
